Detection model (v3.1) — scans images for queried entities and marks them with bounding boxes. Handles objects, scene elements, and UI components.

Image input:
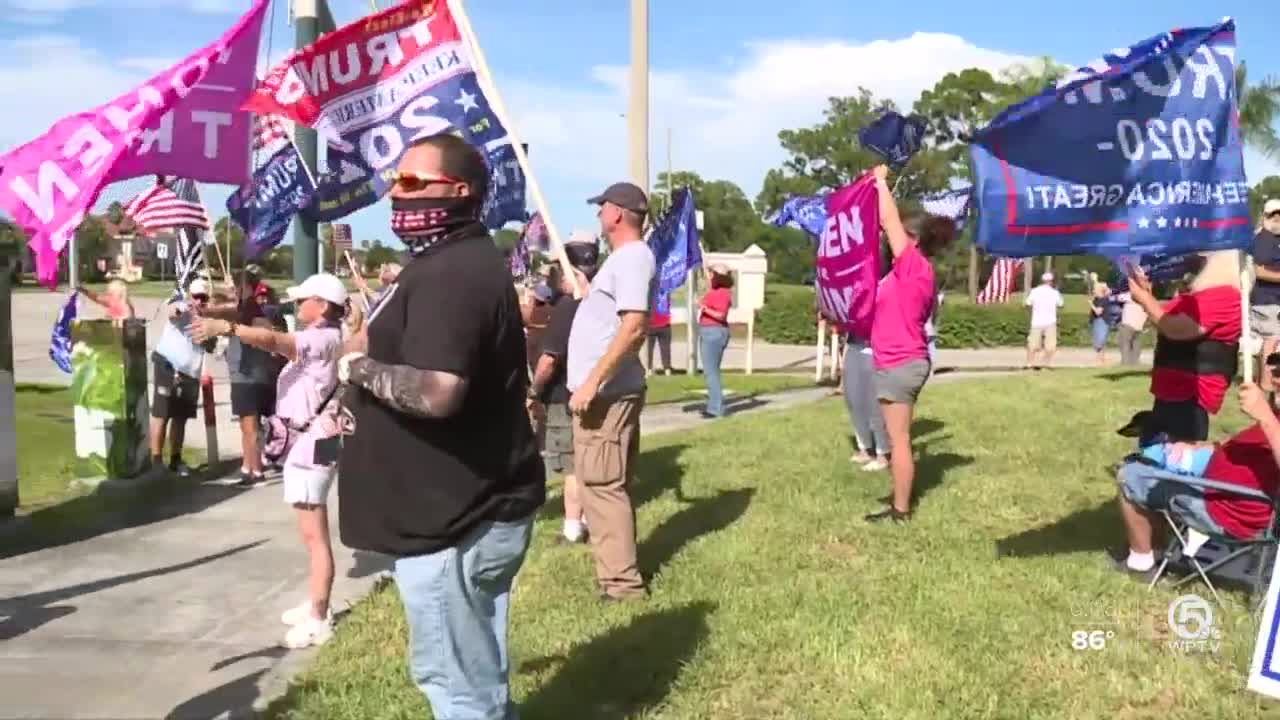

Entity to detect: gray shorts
[1252,305,1280,338]
[543,403,574,475]
[876,359,931,405]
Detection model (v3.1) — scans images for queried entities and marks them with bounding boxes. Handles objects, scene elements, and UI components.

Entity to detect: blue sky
[0,0,1277,253]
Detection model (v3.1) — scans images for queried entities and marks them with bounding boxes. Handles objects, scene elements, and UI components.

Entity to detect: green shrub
[754,285,1147,348]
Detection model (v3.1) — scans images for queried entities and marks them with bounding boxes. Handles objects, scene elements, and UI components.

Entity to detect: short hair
[902,214,956,258]
[620,208,645,230]
[407,133,488,200]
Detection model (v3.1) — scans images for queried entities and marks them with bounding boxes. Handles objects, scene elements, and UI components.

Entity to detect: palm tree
[1237,61,1280,161]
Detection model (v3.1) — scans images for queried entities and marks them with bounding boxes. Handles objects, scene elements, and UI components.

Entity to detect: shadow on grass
[0,540,267,642]
[639,488,754,580]
[3,459,245,561]
[540,444,689,520]
[995,500,1124,558]
[913,452,973,506]
[520,601,716,720]
[1099,370,1150,382]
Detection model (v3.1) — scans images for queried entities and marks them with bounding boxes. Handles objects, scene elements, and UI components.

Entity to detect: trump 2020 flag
[817,174,881,339]
[482,142,528,230]
[859,111,927,168]
[970,20,1251,259]
[226,143,317,259]
[49,291,77,374]
[648,188,703,315]
[770,194,828,242]
[247,1,516,227]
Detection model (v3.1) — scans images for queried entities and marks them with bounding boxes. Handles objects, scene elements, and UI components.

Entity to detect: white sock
[1126,550,1155,572]
[563,519,583,540]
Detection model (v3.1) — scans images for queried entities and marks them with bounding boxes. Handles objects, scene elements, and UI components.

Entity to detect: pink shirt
[870,243,935,370]
[275,323,341,466]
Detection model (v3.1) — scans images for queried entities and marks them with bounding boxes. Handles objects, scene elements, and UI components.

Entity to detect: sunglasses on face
[1267,211,1280,219]
[394,170,464,193]
[191,294,209,302]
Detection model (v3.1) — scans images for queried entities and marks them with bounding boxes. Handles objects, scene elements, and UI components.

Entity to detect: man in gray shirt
[567,181,656,601]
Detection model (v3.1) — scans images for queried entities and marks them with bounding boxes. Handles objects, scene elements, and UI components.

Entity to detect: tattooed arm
[344,356,470,419]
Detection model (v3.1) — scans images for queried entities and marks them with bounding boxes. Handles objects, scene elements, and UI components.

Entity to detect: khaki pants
[573,394,645,598]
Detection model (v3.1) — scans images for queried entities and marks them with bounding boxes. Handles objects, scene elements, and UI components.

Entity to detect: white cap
[1041,272,1054,282]
[286,272,348,307]
[187,278,210,296]
[1265,198,1280,216]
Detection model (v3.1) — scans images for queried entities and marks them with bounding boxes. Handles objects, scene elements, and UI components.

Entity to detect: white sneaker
[282,614,333,649]
[280,601,313,626]
[850,451,873,465]
[862,456,890,472]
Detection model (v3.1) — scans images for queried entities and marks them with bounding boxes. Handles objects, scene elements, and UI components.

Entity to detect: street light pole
[628,0,649,195]
[291,0,328,283]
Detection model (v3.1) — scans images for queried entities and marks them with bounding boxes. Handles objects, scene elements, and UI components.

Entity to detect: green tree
[363,240,399,272]
[74,216,110,283]
[1251,176,1280,220]
[0,220,24,285]
[1237,61,1280,161]
[213,217,246,270]
[492,228,520,252]
[755,91,953,218]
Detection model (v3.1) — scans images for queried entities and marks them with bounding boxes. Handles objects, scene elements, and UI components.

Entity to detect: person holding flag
[698,264,735,418]
[865,165,955,524]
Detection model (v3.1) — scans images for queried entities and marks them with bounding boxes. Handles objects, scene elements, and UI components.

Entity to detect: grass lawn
[266,369,1277,719]
[12,384,212,548]
[644,372,812,405]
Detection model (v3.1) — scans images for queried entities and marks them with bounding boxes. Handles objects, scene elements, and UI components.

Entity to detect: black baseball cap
[587,182,649,215]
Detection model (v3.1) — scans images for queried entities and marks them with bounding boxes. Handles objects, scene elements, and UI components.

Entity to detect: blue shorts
[1117,461,1224,536]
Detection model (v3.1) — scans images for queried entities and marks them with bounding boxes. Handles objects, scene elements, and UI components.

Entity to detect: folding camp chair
[1131,464,1280,607]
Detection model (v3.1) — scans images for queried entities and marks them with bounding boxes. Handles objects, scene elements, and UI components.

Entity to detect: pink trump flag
[0,0,268,287]
[816,173,881,340]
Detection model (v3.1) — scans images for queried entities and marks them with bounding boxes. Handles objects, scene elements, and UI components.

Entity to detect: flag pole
[447,0,582,298]
[1242,250,1255,384]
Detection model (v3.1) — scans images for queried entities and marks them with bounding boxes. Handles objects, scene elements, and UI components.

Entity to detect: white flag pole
[448,0,583,298]
[1242,249,1255,384]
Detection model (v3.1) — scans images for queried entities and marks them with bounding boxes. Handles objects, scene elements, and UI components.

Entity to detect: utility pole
[0,237,17,518]
[291,0,333,283]
[628,0,649,195]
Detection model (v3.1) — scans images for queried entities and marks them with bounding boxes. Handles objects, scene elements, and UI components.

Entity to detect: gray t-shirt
[226,336,274,385]
[567,240,656,398]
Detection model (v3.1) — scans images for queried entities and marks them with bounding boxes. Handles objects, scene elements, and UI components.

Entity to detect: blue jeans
[393,515,534,720]
[1117,462,1225,537]
[843,338,888,456]
[699,325,731,416]
[1090,317,1110,351]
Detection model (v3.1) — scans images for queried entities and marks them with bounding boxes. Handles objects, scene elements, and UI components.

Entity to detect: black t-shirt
[1253,230,1280,306]
[537,295,579,404]
[338,229,546,557]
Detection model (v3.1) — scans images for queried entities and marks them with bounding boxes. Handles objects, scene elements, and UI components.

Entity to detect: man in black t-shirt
[529,241,599,544]
[335,132,544,718]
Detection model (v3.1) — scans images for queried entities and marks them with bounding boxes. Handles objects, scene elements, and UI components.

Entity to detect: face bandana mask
[391,196,480,255]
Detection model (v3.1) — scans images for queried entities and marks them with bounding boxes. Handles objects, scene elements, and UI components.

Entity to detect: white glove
[338,352,365,384]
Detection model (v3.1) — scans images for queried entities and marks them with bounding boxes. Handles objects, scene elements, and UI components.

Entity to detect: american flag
[125,178,210,234]
[253,113,291,152]
[125,177,208,292]
[975,257,1025,304]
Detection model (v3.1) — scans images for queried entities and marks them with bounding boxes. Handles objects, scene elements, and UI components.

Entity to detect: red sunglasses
[394,170,464,193]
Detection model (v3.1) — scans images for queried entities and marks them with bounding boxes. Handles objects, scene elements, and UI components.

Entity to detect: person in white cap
[191,272,348,649]
[1251,199,1280,391]
[148,277,212,478]
[1025,271,1064,369]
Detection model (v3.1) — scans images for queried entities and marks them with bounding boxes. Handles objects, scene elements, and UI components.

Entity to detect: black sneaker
[865,506,911,524]
[237,471,267,487]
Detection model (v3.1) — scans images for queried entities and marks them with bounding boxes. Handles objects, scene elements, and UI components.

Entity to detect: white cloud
[117,56,178,73]
[491,32,1030,231]
[4,0,236,13]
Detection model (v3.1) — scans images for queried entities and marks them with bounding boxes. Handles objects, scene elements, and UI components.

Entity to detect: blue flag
[859,111,927,168]
[49,291,77,374]
[970,20,1250,259]
[769,194,828,241]
[301,69,524,229]
[481,142,529,230]
[1109,252,1199,285]
[226,144,317,259]
[648,188,703,315]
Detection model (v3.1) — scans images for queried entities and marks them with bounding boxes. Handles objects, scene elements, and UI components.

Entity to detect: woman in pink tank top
[865,165,956,524]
